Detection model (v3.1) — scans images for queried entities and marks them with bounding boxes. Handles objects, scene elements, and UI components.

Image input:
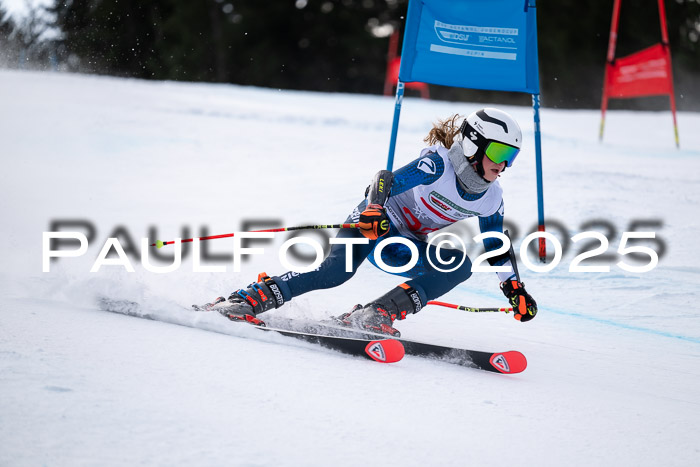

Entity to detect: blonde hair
[423,114,463,148]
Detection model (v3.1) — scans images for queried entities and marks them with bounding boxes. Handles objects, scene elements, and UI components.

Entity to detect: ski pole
[427,301,512,313]
[195,298,511,314]
[504,229,522,282]
[150,223,359,248]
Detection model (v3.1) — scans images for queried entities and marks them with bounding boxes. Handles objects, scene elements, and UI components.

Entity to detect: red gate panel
[606,43,672,98]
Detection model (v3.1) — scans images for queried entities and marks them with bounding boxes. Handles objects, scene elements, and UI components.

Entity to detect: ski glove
[500,280,537,322]
[358,204,390,240]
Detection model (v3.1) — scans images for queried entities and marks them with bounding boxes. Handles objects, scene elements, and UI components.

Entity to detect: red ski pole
[427,301,512,313]
[150,223,359,248]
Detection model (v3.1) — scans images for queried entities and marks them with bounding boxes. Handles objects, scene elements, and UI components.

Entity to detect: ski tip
[365,339,405,363]
[489,351,527,374]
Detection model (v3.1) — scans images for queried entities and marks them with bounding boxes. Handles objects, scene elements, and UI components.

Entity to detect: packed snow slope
[1,70,700,466]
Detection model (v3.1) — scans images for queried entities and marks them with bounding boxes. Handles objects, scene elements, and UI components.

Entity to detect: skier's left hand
[500,280,537,322]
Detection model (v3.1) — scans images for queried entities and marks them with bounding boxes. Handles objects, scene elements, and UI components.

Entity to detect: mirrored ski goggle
[460,121,520,167]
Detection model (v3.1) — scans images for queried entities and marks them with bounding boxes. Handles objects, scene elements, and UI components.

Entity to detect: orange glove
[358,204,390,240]
[500,280,538,322]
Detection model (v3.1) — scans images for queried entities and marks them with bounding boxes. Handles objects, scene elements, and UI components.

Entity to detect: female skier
[215,108,538,336]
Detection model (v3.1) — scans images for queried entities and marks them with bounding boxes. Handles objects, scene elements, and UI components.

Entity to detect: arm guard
[364,170,394,207]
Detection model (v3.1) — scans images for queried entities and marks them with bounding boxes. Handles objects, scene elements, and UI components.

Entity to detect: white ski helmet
[459,108,522,177]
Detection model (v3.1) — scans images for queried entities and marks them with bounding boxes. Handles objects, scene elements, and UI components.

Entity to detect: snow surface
[1,70,700,466]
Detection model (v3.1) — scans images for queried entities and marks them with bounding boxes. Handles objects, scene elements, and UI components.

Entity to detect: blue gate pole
[386,81,405,171]
[532,93,546,262]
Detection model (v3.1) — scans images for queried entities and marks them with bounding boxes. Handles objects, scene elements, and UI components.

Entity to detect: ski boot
[335,283,424,337]
[215,273,286,326]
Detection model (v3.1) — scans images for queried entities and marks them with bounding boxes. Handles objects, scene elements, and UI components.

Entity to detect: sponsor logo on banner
[478,36,516,44]
[434,21,518,46]
[431,20,519,61]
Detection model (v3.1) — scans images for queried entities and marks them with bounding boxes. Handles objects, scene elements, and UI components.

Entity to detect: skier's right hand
[358,204,390,240]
